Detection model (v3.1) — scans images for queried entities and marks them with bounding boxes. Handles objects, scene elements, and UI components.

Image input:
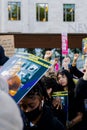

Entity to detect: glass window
[8,2,21,21]
[63,4,75,22]
[36,3,48,22]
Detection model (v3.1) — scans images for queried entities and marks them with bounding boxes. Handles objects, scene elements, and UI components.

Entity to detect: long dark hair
[57,69,75,92]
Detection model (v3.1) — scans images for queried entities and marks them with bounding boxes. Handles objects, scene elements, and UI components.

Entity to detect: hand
[66,121,73,129]
[72,53,79,67]
[62,62,69,71]
[73,53,79,61]
[52,97,62,109]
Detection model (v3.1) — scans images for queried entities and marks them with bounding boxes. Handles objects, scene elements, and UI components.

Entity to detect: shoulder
[44,105,65,130]
[50,117,65,130]
[76,77,87,88]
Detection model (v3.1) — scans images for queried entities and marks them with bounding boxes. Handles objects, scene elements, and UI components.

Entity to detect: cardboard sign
[0,35,15,57]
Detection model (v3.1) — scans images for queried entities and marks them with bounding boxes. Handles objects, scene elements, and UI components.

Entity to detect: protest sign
[0,35,15,57]
[0,52,52,103]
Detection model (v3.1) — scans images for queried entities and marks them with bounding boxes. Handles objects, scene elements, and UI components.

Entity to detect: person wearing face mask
[19,80,65,130]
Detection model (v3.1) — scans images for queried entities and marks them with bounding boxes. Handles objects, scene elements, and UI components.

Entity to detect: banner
[52,91,68,122]
[61,33,68,55]
[0,52,52,103]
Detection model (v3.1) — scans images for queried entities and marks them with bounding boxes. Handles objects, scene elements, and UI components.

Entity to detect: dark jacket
[0,45,9,66]
[70,65,84,78]
[22,105,66,130]
[74,78,87,130]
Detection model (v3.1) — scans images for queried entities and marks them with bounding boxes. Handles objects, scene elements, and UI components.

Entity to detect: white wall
[1,0,87,33]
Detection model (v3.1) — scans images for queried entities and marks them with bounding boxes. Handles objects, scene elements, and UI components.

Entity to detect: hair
[45,68,57,80]
[57,69,75,92]
[63,55,71,61]
[25,79,48,100]
[41,76,60,92]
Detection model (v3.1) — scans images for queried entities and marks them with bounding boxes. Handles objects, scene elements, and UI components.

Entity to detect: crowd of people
[0,46,87,130]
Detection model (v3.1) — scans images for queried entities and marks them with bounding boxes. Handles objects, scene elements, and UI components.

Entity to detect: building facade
[0,0,87,33]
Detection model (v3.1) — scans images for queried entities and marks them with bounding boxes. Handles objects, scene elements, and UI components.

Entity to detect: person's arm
[72,53,79,67]
[68,112,83,128]
[70,53,84,78]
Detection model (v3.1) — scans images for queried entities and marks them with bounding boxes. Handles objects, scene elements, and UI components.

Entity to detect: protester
[19,80,65,130]
[44,50,53,61]
[69,53,84,78]
[62,56,71,71]
[44,50,59,79]
[41,76,66,126]
[57,69,76,127]
[68,60,87,130]
[0,90,23,130]
[0,45,9,67]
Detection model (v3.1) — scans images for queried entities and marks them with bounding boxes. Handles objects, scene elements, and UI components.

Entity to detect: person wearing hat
[0,45,9,67]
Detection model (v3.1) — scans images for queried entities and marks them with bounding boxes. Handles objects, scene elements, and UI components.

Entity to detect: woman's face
[20,94,43,122]
[57,74,68,87]
[20,95,42,112]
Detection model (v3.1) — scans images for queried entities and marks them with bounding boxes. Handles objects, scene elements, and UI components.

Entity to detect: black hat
[0,45,9,66]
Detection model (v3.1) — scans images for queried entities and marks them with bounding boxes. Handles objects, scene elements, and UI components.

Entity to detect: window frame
[8,1,21,21]
[36,3,48,22]
[63,4,75,22]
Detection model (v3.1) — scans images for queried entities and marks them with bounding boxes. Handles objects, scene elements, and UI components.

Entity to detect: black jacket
[22,105,66,130]
[70,65,84,78]
[0,45,9,65]
[74,78,87,130]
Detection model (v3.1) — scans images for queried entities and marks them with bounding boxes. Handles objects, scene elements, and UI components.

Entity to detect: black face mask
[24,106,42,121]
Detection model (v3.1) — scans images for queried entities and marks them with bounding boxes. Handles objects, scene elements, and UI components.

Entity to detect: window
[63,4,75,22]
[36,3,48,22]
[8,2,21,21]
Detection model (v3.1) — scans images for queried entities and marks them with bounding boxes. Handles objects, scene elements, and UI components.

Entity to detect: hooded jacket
[0,90,23,130]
